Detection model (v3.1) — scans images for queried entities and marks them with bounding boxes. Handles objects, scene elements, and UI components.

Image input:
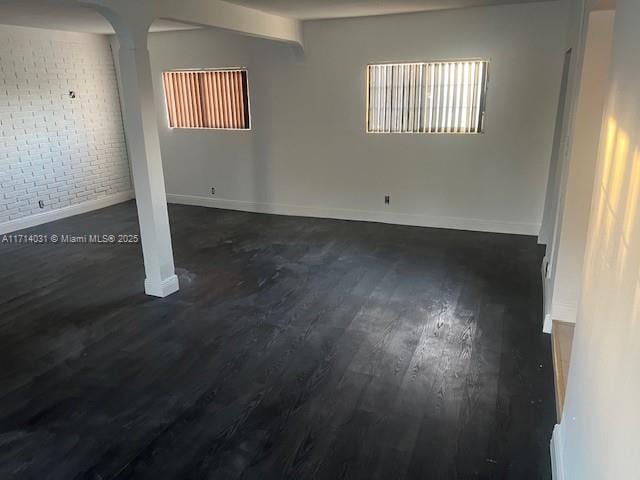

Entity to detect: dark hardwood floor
[0,201,555,479]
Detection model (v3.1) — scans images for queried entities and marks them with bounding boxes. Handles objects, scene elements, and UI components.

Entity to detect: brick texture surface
[0,26,131,224]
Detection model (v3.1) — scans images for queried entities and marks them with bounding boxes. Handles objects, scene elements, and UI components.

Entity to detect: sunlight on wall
[584,118,640,291]
[562,4,640,478]
[572,115,640,478]
[620,149,640,263]
[587,120,614,256]
[582,118,616,294]
[585,119,635,309]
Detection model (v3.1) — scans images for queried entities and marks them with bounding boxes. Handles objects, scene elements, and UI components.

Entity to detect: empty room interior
[0,0,637,478]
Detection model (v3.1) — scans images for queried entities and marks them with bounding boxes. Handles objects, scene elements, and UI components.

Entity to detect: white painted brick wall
[0,25,131,224]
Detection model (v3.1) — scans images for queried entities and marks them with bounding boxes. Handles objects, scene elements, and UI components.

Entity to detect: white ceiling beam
[74,0,302,47]
[157,0,302,47]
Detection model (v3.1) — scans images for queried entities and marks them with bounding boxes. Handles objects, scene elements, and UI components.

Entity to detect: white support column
[113,24,179,297]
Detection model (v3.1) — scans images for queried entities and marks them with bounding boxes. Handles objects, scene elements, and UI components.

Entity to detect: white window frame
[366,59,489,134]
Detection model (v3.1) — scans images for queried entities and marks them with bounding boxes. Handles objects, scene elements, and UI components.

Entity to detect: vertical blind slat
[367,60,487,133]
[232,72,238,128]
[410,65,415,132]
[205,73,213,127]
[227,72,234,128]
[188,73,196,126]
[200,74,209,127]
[177,73,186,127]
[426,64,433,133]
[416,64,421,131]
[181,73,188,126]
[237,71,245,127]
[378,65,383,132]
[402,64,409,131]
[226,72,234,128]
[175,73,185,127]
[369,65,376,132]
[373,66,378,132]
[388,65,392,132]
[212,72,221,127]
[163,74,174,127]
[232,71,238,128]
[235,71,242,128]
[220,72,228,128]
[476,62,486,133]
[193,73,202,127]
[185,73,194,127]
[162,70,249,129]
[435,63,441,133]
[454,63,461,133]
[461,62,469,133]
[237,72,245,128]
[171,73,180,127]
[442,63,449,132]
[376,65,382,132]
[371,66,377,132]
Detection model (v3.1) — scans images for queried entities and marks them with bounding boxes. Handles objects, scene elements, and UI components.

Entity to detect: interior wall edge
[166,193,541,235]
[0,24,132,229]
[551,300,578,323]
[144,1,565,239]
[551,424,566,480]
[0,191,134,235]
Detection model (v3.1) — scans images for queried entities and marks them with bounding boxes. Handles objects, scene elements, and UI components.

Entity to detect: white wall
[539,0,587,250]
[144,1,567,235]
[549,10,614,324]
[0,25,131,234]
[540,0,587,333]
[559,0,640,477]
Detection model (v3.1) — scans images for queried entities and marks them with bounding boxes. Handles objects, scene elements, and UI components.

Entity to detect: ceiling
[0,1,196,35]
[0,0,562,34]
[222,0,557,20]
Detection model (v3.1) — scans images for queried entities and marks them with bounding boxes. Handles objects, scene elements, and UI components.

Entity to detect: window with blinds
[162,69,250,130]
[367,60,488,134]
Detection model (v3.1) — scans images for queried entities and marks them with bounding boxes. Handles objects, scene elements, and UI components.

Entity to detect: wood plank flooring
[552,320,575,422]
[0,202,555,479]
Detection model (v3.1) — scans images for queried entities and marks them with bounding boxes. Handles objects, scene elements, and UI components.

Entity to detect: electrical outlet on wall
[384,195,390,205]
[211,187,216,195]
[38,200,44,209]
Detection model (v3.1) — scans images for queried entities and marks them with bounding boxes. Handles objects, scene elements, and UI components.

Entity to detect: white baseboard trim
[145,274,180,298]
[552,301,578,324]
[550,424,565,480]
[538,226,548,245]
[0,191,134,234]
[167,194,540,236]
[542,259,552,334]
